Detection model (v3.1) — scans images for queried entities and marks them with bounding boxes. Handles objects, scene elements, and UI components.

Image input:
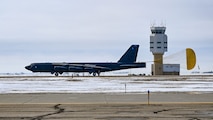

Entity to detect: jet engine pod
[54,66,68,71]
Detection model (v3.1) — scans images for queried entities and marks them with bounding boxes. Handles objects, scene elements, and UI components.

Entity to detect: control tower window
[156,31,161,34]
[151,30,164,34]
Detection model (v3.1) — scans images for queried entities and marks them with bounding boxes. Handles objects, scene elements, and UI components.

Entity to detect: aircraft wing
[68,64,111,70]
[52,63,111,70]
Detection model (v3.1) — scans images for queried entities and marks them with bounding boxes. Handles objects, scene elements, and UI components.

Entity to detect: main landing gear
[55,72,59,76]
[52,71,100,77]
[51,72,63,76]
[91,71,100,76]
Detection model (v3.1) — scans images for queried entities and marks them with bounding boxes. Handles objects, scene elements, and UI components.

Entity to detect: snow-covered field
[0,76,213,94]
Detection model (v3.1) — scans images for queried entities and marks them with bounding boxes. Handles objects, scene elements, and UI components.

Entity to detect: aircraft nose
[25,65,31,70]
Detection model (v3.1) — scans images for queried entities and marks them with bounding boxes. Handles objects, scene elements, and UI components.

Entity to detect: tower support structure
[153,53,163,75]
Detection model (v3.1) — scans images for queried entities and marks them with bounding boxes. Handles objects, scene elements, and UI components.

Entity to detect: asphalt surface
[0,93,212,104]
[0,93,213,120]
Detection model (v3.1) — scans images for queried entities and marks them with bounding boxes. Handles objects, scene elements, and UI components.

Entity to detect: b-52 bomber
[25,45,146,76]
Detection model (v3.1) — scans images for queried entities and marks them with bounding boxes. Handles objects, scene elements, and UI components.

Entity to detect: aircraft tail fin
[118,45,139,63]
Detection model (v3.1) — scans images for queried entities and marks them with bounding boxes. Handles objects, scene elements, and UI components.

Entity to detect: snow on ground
[0,76,213,94]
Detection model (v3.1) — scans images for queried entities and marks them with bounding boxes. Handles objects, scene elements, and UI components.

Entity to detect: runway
[1,103,212,120]
[0,93,212,104]
[0,93,213,120]
[0,76,212,119]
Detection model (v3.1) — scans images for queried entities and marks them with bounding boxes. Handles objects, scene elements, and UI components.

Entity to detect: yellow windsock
[186,48,196,70]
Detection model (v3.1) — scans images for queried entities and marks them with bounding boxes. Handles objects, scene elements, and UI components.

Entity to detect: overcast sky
[0,0,213,74]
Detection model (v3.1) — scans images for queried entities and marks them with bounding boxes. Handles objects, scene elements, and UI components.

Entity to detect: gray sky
[0,0,213,74]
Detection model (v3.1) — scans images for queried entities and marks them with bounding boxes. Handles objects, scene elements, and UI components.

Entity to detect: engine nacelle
[54,66,68,71]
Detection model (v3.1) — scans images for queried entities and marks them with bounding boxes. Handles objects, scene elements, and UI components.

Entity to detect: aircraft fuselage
[25,62,145,76]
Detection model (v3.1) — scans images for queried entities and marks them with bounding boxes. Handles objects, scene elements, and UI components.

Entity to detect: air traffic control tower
[150,26,167,75]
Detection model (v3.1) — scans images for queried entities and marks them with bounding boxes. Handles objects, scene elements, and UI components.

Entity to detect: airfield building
[150,26,180,75]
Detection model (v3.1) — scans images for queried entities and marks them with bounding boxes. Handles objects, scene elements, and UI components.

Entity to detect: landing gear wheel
[55,72,59,76]
[93,72,96,76]
[97,71,101,76]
